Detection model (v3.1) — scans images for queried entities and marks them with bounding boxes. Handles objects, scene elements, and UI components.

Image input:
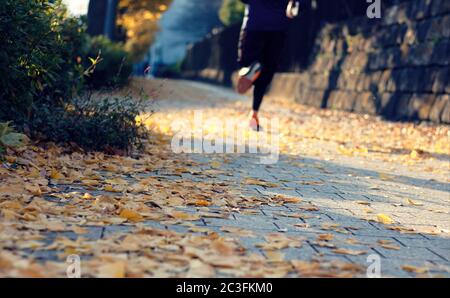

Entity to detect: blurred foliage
[0,0,87,125]
[84,36,133,89]
[219,0,246,26]
[117,0,172,62]
[29,93,148,153]
[0,0,146,153]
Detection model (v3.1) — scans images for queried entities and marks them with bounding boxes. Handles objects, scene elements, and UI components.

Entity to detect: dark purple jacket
[241,0,291,32]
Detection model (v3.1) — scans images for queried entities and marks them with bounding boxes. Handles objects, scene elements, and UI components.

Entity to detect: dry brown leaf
[97,262,126,278]
[24,184,42,196]
[317,234,334,241]
[401,265,428,274]
[332,248,367,256]
[407,199,424,206]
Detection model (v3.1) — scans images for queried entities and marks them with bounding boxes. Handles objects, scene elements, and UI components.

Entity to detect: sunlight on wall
[63,0,89,16]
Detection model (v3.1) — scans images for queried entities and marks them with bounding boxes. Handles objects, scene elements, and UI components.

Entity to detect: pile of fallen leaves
[0,138,368,277]
[1,80,449,277]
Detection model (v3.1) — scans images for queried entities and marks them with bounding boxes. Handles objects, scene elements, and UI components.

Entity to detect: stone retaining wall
[182,0,450,123]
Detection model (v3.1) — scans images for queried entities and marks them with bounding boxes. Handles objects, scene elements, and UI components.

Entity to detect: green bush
[29,93,148,152]
[219,0,246,26]
[0,1,147,154]
[84,36,133,89]
[0,0,86,125]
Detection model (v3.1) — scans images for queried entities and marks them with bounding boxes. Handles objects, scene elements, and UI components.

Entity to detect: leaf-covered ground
[0,79,449,277]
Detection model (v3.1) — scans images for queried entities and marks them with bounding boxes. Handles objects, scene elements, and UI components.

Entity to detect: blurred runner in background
[237,0,300,131]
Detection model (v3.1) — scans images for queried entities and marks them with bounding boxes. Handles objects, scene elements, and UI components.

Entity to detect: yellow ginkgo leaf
[407,199,424,206]
[103,185,123,193]
[170,211,200,221]
[377,214,394,224]
[119,209,143,222]
[50,169,64,180]
[82,193,94,200]
[193,199,211,207]
[97,262,126,278]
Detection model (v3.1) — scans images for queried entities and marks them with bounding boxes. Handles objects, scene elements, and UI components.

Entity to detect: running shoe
[237,61,262,94]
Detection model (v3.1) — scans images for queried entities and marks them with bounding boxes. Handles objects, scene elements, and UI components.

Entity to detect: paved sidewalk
[2,79,448,277]
[147,79,450,277]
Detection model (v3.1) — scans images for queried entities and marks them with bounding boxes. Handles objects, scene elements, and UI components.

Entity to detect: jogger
[237,0,300,130]
[238,30,287,112]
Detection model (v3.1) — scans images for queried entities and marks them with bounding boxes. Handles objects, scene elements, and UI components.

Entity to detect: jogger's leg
[237,30,265,94]
[238,30,264,68]
[252,32,287,112]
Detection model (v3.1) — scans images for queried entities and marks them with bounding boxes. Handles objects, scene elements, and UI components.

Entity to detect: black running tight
[238,29,287,112]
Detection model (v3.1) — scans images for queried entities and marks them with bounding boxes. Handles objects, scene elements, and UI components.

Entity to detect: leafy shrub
[0,1,146,154]
[0,0,87,125]
[219,0,246,26]
[29,92,148,153]
[84,36,133,89]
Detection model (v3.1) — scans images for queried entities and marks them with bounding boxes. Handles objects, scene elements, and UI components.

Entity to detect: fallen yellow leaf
[50,169,64,180]
[82,193,94,200]
[401,265,428,274]
[119,209,143,222]
[376,214,394,224]
[332,248,367,256]
[97,262,126,278]
[407,199,424,206]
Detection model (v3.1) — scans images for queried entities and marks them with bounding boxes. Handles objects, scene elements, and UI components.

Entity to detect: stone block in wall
[367,52,379,71]
[431,66,450,93]
[345,73,360,91]
[429,94,449,122]
[327,91,356,111]
[379,92,400,118]
[426,15,450,41]
[406,94,436,120]
[431,39,450,66]
[377,70,391,93]
[383,3,409,26]
[430,0,450,17]
[427,67,449,94]
[355,74,366,92]
[386,69,400,92]
[415,19,432,44]
[376,24,407,48]
[407,0,432,21]
[395,94,413,119]
[404,43,434,67]
[441,96,450,123]
[353,92,378,115]
[397,68,422,93]
[386,47,403,68]
[268,73,300,100]
[383,5,398,27]
[361,71,382,92]
[301,90,326,108]
[420,67,439,93]
[354,52,369,72]
[398,94,436,120]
